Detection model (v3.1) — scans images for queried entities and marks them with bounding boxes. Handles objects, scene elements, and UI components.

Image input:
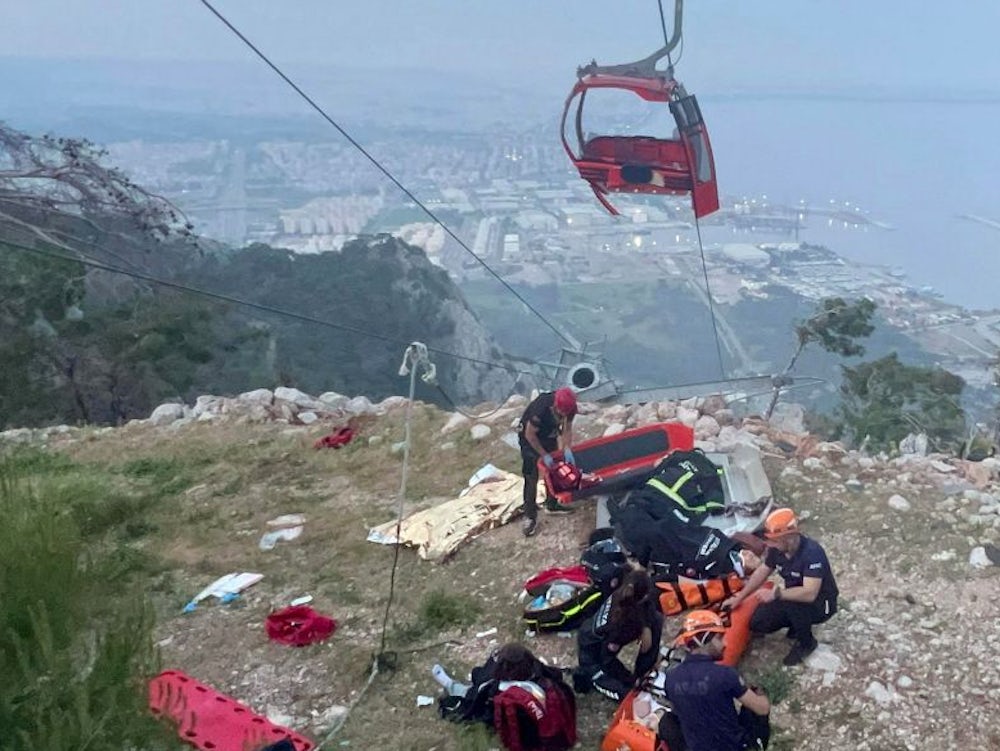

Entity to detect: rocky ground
[4,388,1000,750]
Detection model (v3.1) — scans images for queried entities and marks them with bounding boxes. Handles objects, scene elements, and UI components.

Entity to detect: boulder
[441,412,470,434]
[274,387,323,410]
[675,406,699,429]
[149,402,185,427]
[236,388,274,407]
[470,424,492,441]
[699,394,728,416]
[318,391,349,409]
[345,396,375,415]
[694,415,721,439]
[768,402,806,434]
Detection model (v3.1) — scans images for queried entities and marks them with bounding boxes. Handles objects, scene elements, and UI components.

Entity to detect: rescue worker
[662,610,771,751]
[573,569,663,702]
[611,449,728,578]
[517,387,577,537]
[721,508,839,666]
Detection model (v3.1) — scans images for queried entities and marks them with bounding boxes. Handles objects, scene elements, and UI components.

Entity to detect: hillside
[3,388,999,750]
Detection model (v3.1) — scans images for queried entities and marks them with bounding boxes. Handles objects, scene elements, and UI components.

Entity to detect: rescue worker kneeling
[573,570,662,702]
[662,610,771,751]
[722,508,839,666]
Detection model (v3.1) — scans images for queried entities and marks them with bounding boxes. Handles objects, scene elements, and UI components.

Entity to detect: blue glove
[542,453,554,468]
[564,448,576,466]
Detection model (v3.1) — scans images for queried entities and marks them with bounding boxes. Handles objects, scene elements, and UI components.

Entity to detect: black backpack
[647,448,725,518]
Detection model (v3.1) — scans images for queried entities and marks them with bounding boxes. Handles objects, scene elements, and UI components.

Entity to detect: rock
[298,411,319,425]
[318,391,349,409]
[845,476,864,492]
[657,401,678,420]
[633,403,659,426]
[274,386,322,409]
[390,440,407,454]
[603,422,626,437]
[368,435,383,446]
[694,415,721,439]
[439,441,455,451]
[470,424,492,441]
[804,643,842,673]
[897,675,914,689]
[699,394,728,416]
[602,405,629,424]
[238,388,274,405]
[802,457,823,471]
[899,432,929,456]
[768,402,806,434]
[713,408,736,427]
[969,546,992,569]
[441,412,470,434]
[344,396,375,415]
[149,402,185,426]
[675,406,699,428]
[376,396,410,413]
[864,681,896,705]
[313,704,349,733]
[888,494,911,511]
[929,460,956,474]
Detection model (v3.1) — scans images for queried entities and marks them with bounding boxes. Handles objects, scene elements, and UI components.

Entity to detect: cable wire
[0,237,542,379]
[656,0,675,68]
[196,0,577,351]
[692,215,726,379]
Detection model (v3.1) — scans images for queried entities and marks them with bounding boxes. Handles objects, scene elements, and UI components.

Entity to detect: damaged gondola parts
[560,0,719,219]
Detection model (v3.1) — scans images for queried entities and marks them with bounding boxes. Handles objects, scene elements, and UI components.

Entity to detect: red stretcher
[149,670,315,751]
[541,422,695,505]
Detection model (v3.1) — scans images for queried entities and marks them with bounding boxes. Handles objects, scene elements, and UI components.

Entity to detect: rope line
[196,0,576,351]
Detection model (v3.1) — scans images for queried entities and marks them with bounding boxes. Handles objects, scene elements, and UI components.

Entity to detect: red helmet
[549,460,582,492]
[554,387,578,416]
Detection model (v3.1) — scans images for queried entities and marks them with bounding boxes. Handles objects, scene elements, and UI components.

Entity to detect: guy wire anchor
[398,341,436,384]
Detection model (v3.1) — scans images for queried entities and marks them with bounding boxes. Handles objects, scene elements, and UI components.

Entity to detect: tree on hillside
[0,122,192,261]
[766,296,876,419]
[837,353,966,452]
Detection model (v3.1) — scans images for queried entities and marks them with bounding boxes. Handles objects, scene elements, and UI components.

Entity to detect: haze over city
[2,0,999,308]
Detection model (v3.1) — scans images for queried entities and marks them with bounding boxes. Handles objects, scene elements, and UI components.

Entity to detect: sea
[701,95,1000,311]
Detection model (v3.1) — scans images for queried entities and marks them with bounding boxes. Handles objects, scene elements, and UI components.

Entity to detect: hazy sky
[3,1,999,92]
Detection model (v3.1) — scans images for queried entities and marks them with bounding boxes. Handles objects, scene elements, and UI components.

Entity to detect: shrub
[0,456,170,751]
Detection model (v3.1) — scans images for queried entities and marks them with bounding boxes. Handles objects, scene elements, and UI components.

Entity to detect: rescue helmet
[549,460,582,492]
[763,508,799,540]
[674,609,726,647]
[553,387,578,417]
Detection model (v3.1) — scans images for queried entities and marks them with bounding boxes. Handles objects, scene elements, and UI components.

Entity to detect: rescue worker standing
[722,508,839,666]
[663,610,771,751]
[573,569,663,702]
[517,387,577,537]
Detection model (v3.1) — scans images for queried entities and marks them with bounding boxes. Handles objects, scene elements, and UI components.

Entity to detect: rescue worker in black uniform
[573,569,663,702]
[517,387,577,537]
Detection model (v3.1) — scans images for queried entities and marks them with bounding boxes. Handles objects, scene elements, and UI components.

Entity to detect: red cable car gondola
[560,0,719,219]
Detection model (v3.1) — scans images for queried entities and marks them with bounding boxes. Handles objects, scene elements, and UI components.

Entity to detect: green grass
[0,452,172,751]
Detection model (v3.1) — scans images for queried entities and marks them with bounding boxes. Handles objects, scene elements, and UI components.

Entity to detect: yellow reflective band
[646,475,724,513]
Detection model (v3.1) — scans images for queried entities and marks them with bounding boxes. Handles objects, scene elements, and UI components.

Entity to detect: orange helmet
[553,387,578,416]
[674,609,726,647]
[764,508,799,540]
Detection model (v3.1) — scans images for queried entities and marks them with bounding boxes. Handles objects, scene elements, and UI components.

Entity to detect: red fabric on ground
[265,605,338,646]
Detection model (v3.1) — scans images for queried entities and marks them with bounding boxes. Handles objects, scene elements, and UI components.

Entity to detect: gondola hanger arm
[577,0,683,79]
